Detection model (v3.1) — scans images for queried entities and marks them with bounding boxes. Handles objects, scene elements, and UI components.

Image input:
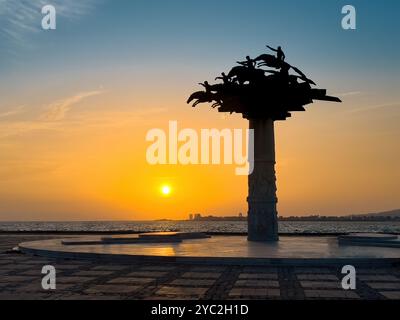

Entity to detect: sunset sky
[0,0,399,221]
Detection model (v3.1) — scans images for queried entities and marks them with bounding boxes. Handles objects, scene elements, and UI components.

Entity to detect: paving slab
[181,272,221,279]
[90,265,129,271]
[189,266,227,272]
[57,276,95,284]
[138,265,176,271]
[357,268,393,274]
[0,270,12,276]
[304,290,359,299]
[380,291,400,300]
[238,273,278,280]
[300,281,342,289]
[126,271,168,277]
[296,274,339,281]
[84,285,141,294]
[17,260,52,265]
[15,283,76,292]
[235,280,280,288]
[359,275,399,282]
[0,276,39,283]
[107,277,155,285]
[229,288,281,298]
[295,268,333,274]
[156,286,208,297]
[170,279,216,287]
[70,270,114,277]
[18,270,46,276]
[0,293,50,300]
[242,267,278,273]
[52,264,87,270]
[58,294,123,300]
[367,282,400,290]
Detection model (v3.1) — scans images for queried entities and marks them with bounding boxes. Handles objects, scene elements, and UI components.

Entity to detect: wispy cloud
[0,89,168,139]
[334,91,362,97]
[0,90,103,138]
[346,102,400,114]
[0,105,25,118]
[0,0,97,44]
[40,90,103,121]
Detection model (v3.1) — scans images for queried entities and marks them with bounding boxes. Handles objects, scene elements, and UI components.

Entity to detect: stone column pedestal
[247,118,279,242]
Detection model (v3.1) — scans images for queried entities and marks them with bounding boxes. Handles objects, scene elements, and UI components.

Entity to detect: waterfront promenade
[1,234,400,300]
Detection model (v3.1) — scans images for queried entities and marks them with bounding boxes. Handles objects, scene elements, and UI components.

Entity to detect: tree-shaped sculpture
[188,46,341,242]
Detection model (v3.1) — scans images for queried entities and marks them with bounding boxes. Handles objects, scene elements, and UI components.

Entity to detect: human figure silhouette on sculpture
[237,56,256,69]
[280,63,290,79]
[267,45,286,62]
[199,81,212,93]
[215,72,230,84]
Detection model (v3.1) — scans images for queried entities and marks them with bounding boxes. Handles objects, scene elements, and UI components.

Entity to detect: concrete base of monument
[338,233,400,248]
[19,234,400,266]
[60,232,211,245]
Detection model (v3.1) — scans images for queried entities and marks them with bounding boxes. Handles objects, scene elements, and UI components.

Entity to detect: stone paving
[0,234,400,300]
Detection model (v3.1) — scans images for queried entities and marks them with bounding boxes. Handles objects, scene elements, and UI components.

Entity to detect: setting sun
[160,185,172,196]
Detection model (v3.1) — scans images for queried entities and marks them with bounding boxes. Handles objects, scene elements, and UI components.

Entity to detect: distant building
[188,214,193,220]
[239,213,243,218]
[194,213,202,220]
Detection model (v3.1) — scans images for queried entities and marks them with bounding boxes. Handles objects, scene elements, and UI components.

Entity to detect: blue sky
[1,0,399,91]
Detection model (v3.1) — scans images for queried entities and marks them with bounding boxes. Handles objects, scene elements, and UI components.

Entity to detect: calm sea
[1,221,400,234]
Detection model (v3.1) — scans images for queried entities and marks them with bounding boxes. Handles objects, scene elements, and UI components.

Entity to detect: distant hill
[281,208,400,221]
[355,209,400,218]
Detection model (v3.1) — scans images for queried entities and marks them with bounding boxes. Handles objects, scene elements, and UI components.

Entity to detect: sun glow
[160,185,172,196]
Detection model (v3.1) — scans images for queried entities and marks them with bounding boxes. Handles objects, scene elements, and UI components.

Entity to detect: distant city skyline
[185,208,400,222]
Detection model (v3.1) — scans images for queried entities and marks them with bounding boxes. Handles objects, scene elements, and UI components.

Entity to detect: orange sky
[0,88,399,221]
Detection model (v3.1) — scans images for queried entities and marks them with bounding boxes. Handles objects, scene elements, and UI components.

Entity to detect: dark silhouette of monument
[187,46,341,242]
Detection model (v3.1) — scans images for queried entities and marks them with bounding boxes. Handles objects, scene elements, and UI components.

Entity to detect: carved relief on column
[248,161,277,202]
[247,118,279,242]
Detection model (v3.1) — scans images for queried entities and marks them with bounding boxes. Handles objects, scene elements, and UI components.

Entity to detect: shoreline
[2,231,397,236]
